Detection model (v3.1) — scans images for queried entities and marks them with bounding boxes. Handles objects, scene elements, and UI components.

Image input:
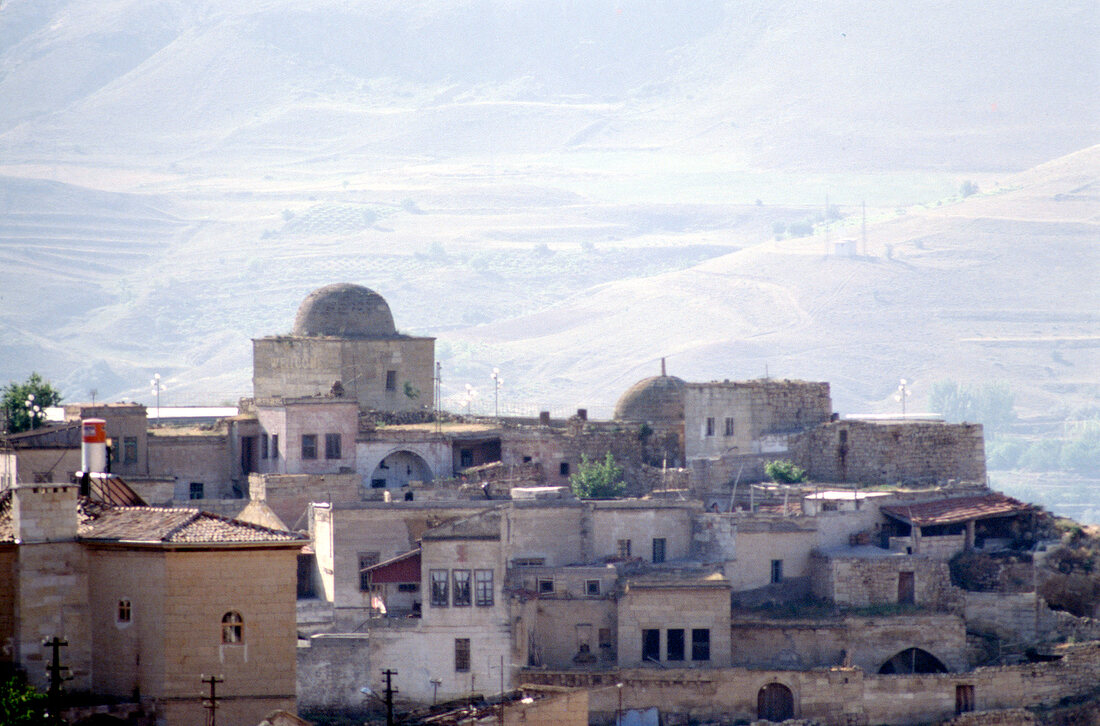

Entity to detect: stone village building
[4,282,1099,724]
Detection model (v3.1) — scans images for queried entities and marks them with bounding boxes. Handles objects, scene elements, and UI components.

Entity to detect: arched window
[221,611,243,644]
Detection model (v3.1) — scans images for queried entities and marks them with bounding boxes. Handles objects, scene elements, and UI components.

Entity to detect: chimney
[576,408,587,421]
[539,411,551,426]
[13,483,78,543]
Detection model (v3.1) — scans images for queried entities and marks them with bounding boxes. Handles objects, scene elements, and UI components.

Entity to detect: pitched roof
[78,506,307,545]
[880,492,1031,527]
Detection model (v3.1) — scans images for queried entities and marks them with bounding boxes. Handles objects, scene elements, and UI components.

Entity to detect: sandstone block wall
[505,687,589,726]
[296,633,372,711]
[147,432,230,500]
[811,552,959,610]
[251,472,362,528]
[789,420,986,485]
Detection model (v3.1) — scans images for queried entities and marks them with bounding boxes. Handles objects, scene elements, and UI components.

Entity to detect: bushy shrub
[570,452,625,499]
[764,460,807,484]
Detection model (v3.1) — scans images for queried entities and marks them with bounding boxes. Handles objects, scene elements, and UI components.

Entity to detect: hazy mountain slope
[447,146,1100,417]
[0,0,1095,168]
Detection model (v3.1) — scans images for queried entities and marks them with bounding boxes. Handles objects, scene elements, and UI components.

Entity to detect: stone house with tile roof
[0,482,307,726]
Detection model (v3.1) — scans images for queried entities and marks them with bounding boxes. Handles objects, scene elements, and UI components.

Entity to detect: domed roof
[613,373,686,424]
[292,283,397,338]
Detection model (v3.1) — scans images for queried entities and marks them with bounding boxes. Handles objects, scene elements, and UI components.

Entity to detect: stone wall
[250,472,363,529]
[506,687,589,726]
[521,641,1100,725]
[811,551,961,610]
[963,592,1056,643]
[147,430,230,501]
[296,633,373,712]
[0,547,14,668]
[789,420,986,486]
[617,580,733,668]
[729,613,968,673]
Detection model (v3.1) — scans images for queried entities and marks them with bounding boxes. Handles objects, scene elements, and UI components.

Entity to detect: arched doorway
[878,647,948,674]
[369,450,433,490]
[757,682,794,722]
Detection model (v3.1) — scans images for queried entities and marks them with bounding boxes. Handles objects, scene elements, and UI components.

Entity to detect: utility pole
[201,674,224,726]
[435,362,443,434]
[381,668,398,726]
[43,636,70,724]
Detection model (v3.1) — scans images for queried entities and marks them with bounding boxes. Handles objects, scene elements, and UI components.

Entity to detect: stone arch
[878,647,948,674]
[368,449,434,490]
[757,682,795,722]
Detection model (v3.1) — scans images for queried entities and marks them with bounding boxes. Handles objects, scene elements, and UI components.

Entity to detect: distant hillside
[0,0,1096,170]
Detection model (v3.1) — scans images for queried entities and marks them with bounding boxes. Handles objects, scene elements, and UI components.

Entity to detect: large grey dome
[292,283,396,338]
[613,374,686,424]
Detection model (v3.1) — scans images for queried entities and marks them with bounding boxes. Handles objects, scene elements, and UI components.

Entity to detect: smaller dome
[292,283,396,338]
[614,374,686,424]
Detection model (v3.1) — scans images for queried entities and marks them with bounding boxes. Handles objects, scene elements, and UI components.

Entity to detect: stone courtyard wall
[789,420,986,485]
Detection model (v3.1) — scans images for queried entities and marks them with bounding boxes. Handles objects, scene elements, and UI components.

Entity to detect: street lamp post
[150,374,167,424]
[491,368,503,418]
[24,394,42,430]
[894,378,911,418]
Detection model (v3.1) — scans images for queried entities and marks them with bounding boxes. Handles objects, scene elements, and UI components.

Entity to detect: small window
[559,462,570,477]
[822,501,839,512]
[617,539,632,558]
[652,538,666,564]
[123,436,138,464]
[261,434,269,459]
[724,417,735,436]
[475,569,494,607]
[117,600,132,624]
[189,482,204,500]
[512,558,545,567]
[271,434,279,459]
[455,638,471,672]
[431,570,449,607]
[771,559,784,584]
[705,417,715,437]
[537,578,554,594]
[385,370,398,391]
[598,628,612,649]
[221,611,243,644]
[691,629,710,661]
[460,449,473,467]
[397,583,420,593]
[453,570,472,606]
[666,628,685,661]
[371,478,387,489]
[359,552,380,592]
[585,579,601,596]
[325,433,341,460]
[642,629,660,662]
[301,434,317,460]
[522,456,532,463]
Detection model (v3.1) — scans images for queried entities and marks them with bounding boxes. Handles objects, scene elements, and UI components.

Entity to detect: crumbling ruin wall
[788,420,986,485]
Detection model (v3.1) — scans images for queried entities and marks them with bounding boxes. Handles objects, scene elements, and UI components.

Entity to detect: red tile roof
[79,506,307,544]
[880,492,1031,527]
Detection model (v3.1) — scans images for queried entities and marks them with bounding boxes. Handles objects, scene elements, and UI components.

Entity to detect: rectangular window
[123,436,138,464]
[371,478,387,489]
[189,482,204,500]
[385,370,398,391]
[397,583,420,593]
[453,570,471,606]
[301,434,317,460]
[598,628,612,649]
[771,559,784,584]
[261,434,269,459]
[359,552,380,592]
[325,433,341,460]
[117,600,132,624]
[271,434,279,459]
[642,629,660,663]
[724,417,735,436]
[652,538,666,564]
[454,638,470,672]
[559,461,570,477]
[431,569,449,607]
[475,569,494,606]
[537,578,554,594]
[705,417,715,437]
[691,629,710,661]
[512,558,545,567]
[617,539,632,558]
[666,628,685,661]
[585,579,601,596]
[460,449,473,467]
[111,439,120,463]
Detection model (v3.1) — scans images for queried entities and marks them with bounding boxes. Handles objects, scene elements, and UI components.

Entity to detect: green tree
[2,373,62,434]
[569,452,625,499]
[0,675,48,726]
[764,460,807,484]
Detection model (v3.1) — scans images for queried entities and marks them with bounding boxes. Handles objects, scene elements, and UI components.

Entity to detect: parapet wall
[789,420,986,486]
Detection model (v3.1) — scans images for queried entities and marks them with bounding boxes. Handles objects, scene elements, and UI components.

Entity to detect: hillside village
[2,283,1099,726]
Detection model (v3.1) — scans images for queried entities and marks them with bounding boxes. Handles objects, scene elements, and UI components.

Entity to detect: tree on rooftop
[569,452,626,499]
[2,373,62,434]
[765,459,807,484]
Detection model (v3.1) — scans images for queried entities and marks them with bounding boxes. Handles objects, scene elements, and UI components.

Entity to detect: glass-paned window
[652,538,666,564]
[359,552,380,592]
[301,434,317,460]
[123,436,138,464]
[724,417,735,436]
[585,579,601,596]
[431,570,449,607]
[189,482,204,500]
[453,570,471,606]
[475,569,494,606]
[221,611,243,644]
[325,433,341,460]
[271,434,279,459]
[705,418,715,437]
[117,600,132,623]
[455,638,470,672]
